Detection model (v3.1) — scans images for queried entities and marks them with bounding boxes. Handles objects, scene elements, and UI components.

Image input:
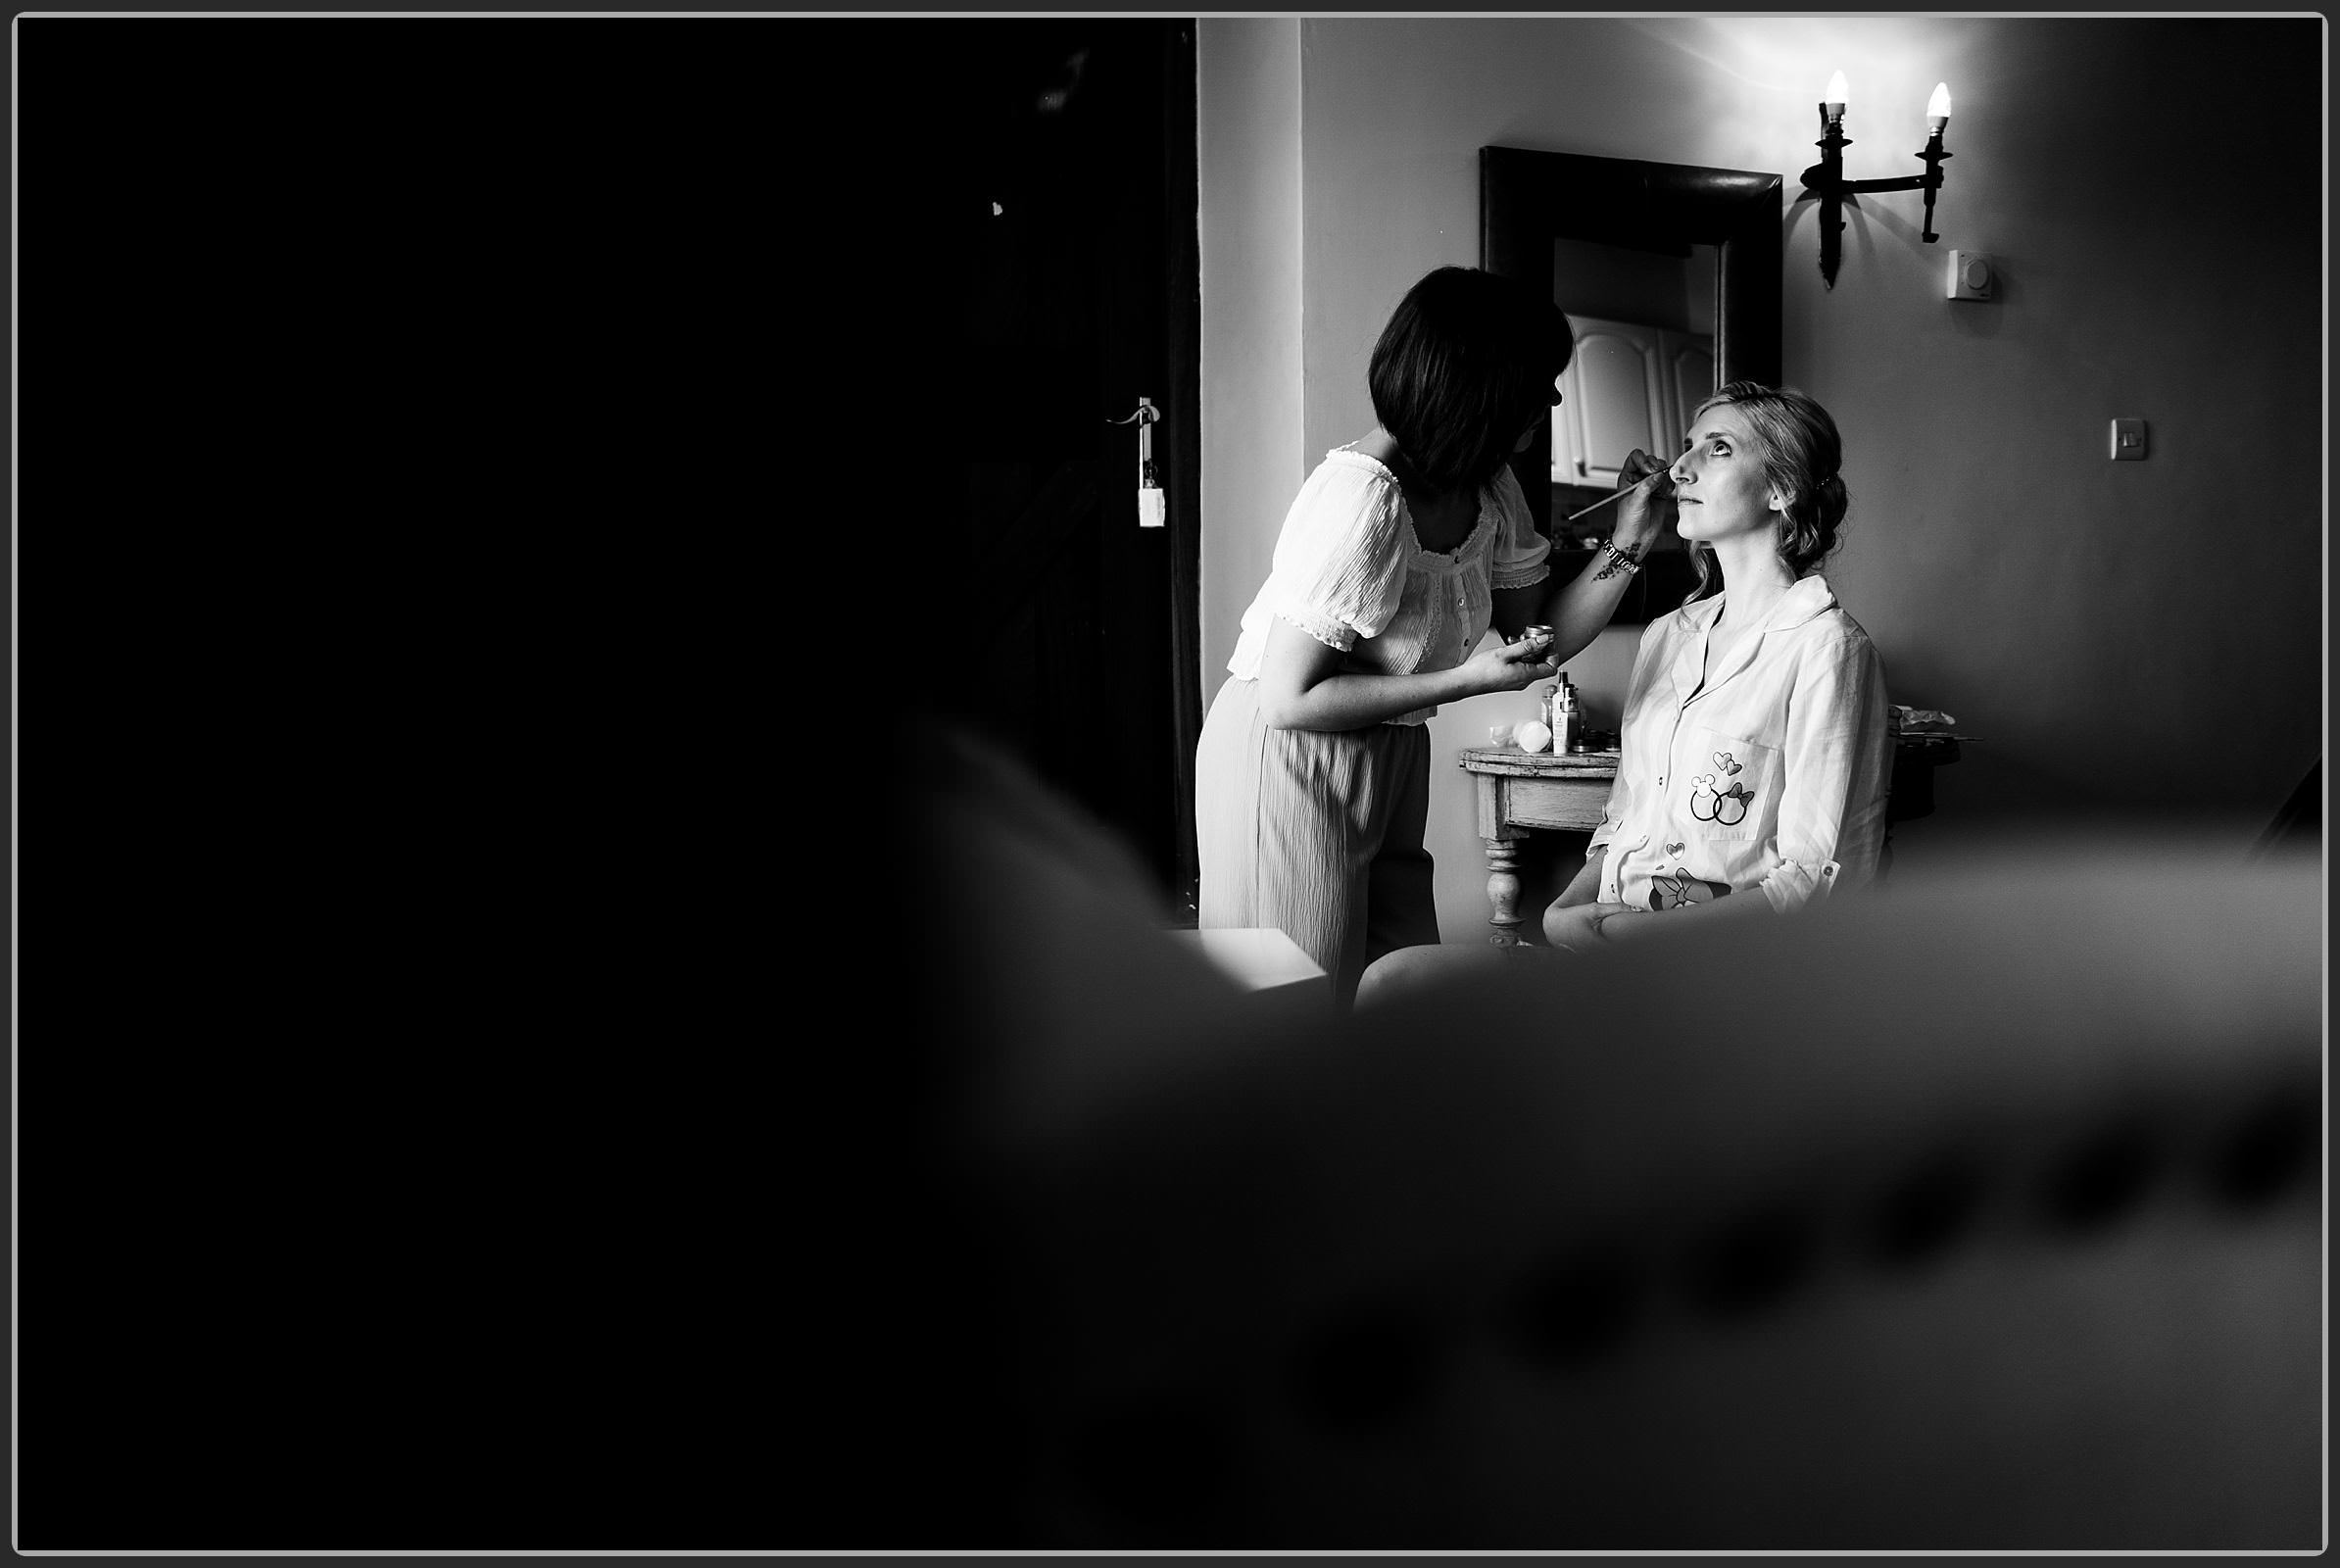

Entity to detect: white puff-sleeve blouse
[1225,449,1552,726]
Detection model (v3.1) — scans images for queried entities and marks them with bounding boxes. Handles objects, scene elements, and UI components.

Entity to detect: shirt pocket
[1681,724,1779,843]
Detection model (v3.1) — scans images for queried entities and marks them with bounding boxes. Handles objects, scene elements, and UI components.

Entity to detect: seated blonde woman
[1357,381,1892,1004]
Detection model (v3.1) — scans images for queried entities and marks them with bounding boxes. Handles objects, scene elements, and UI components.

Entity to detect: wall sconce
[1798,74,1952,289]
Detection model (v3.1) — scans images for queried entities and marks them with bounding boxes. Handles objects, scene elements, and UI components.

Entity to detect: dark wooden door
[913,20,1203,917]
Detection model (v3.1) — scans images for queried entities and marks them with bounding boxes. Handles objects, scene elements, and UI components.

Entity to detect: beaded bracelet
[1591,538,1643,581]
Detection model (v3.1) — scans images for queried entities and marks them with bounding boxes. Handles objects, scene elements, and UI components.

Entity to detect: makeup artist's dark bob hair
[1368,267,1575,497]
[1682,380,1849,605]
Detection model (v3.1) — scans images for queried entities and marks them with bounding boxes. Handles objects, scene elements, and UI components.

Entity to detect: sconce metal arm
[1796,108,1952,287]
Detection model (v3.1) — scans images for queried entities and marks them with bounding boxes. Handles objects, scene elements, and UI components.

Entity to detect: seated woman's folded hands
[1542,900,1648,954]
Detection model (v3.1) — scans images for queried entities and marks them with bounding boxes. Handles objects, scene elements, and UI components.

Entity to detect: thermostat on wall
[1947,250,1995,301]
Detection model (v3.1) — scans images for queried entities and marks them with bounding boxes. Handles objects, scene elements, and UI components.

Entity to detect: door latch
[1108,397,1166,527]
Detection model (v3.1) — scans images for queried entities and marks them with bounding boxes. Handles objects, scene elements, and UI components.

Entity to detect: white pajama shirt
[1587,574,1892,915]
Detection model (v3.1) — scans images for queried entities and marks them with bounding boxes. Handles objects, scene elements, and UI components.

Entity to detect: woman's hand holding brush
[1567,449,1677,560]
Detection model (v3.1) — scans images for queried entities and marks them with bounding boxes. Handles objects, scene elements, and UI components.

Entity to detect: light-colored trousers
[1194,677,1439,1008]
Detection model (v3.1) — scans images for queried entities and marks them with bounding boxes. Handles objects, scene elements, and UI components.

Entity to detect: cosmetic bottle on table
[1552,673,1584,755]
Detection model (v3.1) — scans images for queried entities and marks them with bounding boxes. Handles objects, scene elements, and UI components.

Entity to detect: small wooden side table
[1456,735,1964,945]
[1455,746,1622,946]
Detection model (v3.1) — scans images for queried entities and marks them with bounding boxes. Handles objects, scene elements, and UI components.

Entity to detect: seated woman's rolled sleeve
[1267,466,1411,651]
[1488,466,1552,591]
[1758,634,1893,914]
[1586,778,1631,862]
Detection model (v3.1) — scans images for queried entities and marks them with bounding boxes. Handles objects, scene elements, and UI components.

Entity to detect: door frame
[1160,22,1203,919]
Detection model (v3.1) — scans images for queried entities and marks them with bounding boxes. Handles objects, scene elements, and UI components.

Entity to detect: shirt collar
[1768,573,1839,631]
[1688,573,1838,635]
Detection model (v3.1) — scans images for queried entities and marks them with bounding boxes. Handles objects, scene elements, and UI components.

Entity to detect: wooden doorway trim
[1162,22,1203,919]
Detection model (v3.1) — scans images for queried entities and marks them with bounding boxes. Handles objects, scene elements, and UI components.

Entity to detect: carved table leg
[1484,836,1526,946]
[1473,769,1533,947]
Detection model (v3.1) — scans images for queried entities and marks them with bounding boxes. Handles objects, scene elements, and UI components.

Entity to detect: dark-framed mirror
[1481,146,1781,620]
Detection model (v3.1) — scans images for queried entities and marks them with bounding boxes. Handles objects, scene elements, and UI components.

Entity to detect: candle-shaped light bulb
[1926,81,1952,134]
[1824,70,1848,120]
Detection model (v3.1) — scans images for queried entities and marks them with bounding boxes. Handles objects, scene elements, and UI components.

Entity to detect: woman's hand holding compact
[1463,633,1558,696]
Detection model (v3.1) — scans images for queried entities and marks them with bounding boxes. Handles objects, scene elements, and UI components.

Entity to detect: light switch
[1947,249,1996,301]
[2111,418,2148,461]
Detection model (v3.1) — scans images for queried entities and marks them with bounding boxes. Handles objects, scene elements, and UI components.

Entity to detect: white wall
[1198,16,2322,945]
[1197,19,1306,694]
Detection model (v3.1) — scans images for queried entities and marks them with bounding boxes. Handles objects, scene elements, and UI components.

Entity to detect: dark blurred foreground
[909,727,2321,1550]
[32,724,2318,1550]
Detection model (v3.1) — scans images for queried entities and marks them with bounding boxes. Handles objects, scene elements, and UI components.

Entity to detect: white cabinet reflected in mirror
[1552,317,1713,490]
[1549,237,1717,545]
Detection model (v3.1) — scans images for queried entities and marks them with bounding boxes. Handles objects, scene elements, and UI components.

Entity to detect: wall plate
[2110,418,2148,461]
[1947,249,1995,301]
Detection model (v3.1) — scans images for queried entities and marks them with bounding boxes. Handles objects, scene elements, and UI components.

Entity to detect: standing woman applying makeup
[1537,380,1892,954]
[1194,266,1672,1007]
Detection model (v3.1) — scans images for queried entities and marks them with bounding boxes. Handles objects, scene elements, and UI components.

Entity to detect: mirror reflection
[1550,235,1718,563]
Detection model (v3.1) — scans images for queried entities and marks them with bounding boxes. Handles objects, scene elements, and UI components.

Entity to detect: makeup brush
[1563,472,1675,525]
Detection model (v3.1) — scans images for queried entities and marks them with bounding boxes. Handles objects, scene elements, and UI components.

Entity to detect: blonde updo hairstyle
[1682,380,1848,606]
